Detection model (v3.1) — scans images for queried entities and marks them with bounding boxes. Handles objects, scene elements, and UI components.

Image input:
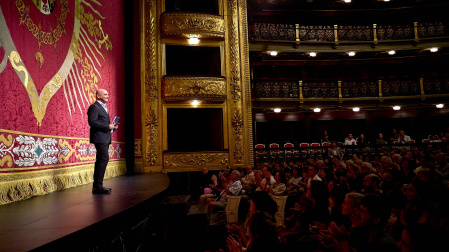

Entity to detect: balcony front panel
[162,76,227,102]
[161,12,225,39]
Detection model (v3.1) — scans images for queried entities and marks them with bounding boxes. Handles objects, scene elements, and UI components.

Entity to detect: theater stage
[0,172,170,252]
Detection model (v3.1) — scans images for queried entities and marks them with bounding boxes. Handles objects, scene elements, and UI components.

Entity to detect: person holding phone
[87,89,119,194]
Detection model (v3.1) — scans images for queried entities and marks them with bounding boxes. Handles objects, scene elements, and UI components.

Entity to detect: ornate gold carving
[239,0,254,166]
[145,109,158,166]
[144,0,159,166]
[227,0,243,164]
[164,152,229,168]
[134,139,142,157]
[161,13,225,38]
[162,76,227,101]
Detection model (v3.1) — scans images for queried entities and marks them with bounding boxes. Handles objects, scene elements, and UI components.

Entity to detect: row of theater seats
[255,142,333,153]
[254,142,333,162]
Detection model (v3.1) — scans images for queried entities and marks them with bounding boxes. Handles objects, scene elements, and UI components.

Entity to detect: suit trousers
[93,143,110,188]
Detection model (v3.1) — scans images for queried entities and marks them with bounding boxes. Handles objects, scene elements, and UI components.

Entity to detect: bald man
[87,89,118,194]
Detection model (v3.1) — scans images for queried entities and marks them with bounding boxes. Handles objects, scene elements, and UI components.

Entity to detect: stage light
[393,106,401,111]
[348,51,356,57]
[309,52,317,57]
[270,51,278,56]
[274,108,281,113]
[384,0,390,2]
[191,100,199,107]
[388,50,396,55]
[436,104,444,108]
[344,0,351,3]
[353,107,360,112]
[189,37,199,45]
[313,108,321,112]
[430,47,439,53]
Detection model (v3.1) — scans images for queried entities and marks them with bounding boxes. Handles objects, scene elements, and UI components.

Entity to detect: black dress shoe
[92,187,111,194]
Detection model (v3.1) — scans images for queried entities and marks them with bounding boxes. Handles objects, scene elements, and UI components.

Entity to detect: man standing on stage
[87,89,118,194]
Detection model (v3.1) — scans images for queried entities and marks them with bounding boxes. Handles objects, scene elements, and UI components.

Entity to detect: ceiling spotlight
[436,104,444,109]
[189,37,199,45]
[348,51,356,57]
[393,106,401,111]
[344,0,351,3]
[388,50,396,55]
[352,107,360,112]
[274,108,281,113]
[313,108,321,113]
[191,100,199,107]
[270,51,278,56]
[384,0,390,2]
[430,47,439,53]
[309,52,317,57]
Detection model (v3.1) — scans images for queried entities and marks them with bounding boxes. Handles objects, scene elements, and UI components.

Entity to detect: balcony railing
[250,22,449,43]
[252,77,449,99]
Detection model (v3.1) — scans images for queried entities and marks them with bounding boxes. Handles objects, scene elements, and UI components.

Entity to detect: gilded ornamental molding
[143,0,159,167]
[163,152,229,170]
[162,76,227,102]
[161,12,225,38]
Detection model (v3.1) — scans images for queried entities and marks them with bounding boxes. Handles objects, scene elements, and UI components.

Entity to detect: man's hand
[109,124,119,130]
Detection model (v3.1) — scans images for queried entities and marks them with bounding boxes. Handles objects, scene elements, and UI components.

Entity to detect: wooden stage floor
[0,173,170,252]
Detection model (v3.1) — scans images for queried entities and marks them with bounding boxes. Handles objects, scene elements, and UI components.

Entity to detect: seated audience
[241,165,256,194]
[224,211,286,252]
[397,130,412,144]
[267,171,286,196]
[345,133,357,145]
[327,141,343,160]
[376,133,387,145]
[199,169,242,212]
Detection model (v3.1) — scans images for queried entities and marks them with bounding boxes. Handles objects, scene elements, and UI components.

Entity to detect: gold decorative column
[238,0,254,167]
[140,0,253,172]
[142,0,162,171]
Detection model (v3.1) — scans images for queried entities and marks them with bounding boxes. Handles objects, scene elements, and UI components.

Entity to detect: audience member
[267,172,286,196]
[362,174,382,197]
[376,133,387,145]
[199,169,242,212]
[357,133,370,147]
[390,129,399,143]
[241,165,256,194]
[327,141,343,160]
[345,133,357,145]
[397,130,412,144]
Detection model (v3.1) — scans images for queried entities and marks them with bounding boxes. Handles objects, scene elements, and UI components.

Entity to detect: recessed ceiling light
[274,108,281,113]
[353,107,360,112]
[430,47,439,53]
[388,50,396,55]
[313,108,321,112]
[270,51,278,56]
[436,104,444,108]
[309,52,317,57]
[191,100,199,107]
[189,37,199,45]
[348,51,356,57]
[393,106,401,111]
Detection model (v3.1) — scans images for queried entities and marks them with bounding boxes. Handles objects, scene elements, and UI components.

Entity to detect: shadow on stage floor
[0,172,170,252]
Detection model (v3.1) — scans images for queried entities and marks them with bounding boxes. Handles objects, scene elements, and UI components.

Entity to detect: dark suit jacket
[87,101,111,144]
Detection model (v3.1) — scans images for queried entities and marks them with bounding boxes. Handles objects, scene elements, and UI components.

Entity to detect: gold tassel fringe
[0,161,126,205]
